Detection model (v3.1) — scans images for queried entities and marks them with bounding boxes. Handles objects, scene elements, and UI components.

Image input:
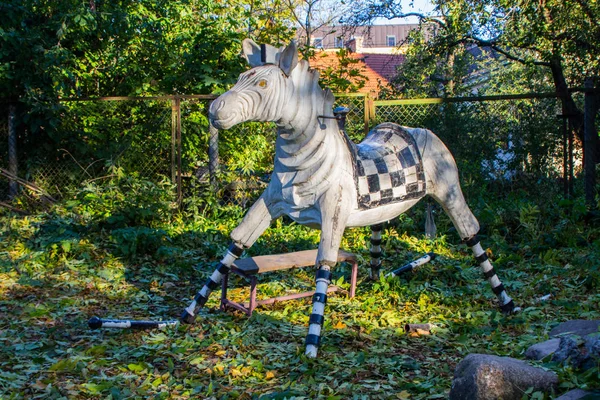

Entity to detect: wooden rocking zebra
[180,39,517,358]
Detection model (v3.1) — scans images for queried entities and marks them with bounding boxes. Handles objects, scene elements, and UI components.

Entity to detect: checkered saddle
[354,123,427,210]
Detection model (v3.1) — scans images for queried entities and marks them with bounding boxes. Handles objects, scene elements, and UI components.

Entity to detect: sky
[375,0,437,24]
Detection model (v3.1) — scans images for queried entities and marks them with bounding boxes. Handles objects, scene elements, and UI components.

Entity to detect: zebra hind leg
[369,224,383,280]
[465,235,519,314]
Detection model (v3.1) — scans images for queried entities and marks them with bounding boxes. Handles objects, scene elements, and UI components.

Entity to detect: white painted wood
[208,39,493,358]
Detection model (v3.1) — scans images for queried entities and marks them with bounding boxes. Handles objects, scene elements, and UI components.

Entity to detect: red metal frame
[220,259,358,316]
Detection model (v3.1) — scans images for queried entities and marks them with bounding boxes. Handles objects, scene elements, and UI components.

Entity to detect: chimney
[348,36,364,53]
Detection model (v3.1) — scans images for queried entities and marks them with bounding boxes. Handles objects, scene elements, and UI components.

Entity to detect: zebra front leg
[305,260,334,358]
[181,195,278,323]
[369,224,383,280]
[465,234,517,314]
[305,187,350,358]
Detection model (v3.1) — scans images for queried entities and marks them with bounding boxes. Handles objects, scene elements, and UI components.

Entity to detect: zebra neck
[275,115,339,170]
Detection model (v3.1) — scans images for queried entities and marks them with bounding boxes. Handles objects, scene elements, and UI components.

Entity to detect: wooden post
[562,116,568,198]
[569,118,575,198]
[364,94,375,135]
[171,97,183,205]
[584,79,598,206]
[175,97,182,205]
[171,98,177,185]
[8,104,17,198]
[208,100,219,190]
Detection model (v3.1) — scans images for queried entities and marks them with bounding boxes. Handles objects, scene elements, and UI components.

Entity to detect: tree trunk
[549,57,584,142]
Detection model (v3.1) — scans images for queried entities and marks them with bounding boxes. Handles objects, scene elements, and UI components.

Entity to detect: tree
[283,0,352,57]
[344,0,600,146]
[0,0,296,163]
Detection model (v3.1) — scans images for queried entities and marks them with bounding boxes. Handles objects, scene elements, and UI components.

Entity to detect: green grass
[0,177,599,399]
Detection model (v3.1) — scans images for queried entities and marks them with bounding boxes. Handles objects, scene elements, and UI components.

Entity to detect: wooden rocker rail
[220,249,358,316]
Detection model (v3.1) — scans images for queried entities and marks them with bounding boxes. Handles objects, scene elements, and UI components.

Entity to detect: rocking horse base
[220,249,358,317]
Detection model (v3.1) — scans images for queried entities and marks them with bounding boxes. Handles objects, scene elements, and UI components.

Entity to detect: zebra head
[209,39,298,130]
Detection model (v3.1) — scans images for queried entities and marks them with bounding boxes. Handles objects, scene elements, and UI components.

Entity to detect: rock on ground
[449,354,558,400]
[554,389,597,400]
[525,338,561,360]
[549,320,600,337]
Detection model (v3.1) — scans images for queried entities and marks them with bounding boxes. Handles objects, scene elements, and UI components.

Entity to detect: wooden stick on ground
[0,201,29,215]
[0,168,57,203]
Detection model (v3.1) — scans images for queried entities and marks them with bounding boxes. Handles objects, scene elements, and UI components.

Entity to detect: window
[335,37,344,48]
[313,37,323,49]
[386,35,396,47]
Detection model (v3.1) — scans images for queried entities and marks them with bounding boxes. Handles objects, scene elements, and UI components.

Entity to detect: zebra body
[181,39,517,359]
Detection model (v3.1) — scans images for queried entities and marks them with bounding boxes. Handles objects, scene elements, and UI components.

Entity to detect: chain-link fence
[372,95,568,181]
[0,110,8,201]
[1,92,587,207]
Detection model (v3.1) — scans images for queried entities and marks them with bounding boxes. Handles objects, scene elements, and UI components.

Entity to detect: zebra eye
[257,79,268,88]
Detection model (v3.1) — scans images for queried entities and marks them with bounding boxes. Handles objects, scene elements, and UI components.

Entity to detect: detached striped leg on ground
[465,235,517,314]
[305,264,332,358]
[180,242,244,323]
[369,224,383,280]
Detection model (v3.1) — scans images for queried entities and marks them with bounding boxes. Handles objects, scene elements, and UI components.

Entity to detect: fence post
[364,94,375,135]
[208,100,219,190]
[561,115,569,198]
[8,103,18,199]
[176,97,182,205]
[171,97,183,205]
[584,78,598,206]
[171,97,177,185]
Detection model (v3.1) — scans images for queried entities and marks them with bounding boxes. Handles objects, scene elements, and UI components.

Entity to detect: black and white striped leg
[465,235,517,314]
[180,242,244,323]
[369,224,383,280]
[305,264,332,358]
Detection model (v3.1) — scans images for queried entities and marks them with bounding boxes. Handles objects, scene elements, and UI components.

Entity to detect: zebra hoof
[499,300,519,315]
[180,310,196,324]
[305,345,318,359]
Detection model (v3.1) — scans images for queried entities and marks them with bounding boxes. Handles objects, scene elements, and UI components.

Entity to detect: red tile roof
[308,51,405,96]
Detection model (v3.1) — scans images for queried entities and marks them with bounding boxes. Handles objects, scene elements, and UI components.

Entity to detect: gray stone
[554,389,596,400]
[550,320,600,337]
[449,354,558,400]
[525,338,560,360]
[552,336,584,367]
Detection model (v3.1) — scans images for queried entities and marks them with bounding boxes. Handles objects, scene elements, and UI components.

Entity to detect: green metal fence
[1,92,580,207]
[371,95,566,180]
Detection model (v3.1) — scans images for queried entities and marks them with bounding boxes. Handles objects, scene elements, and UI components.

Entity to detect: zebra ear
[242,39,262,67]
[279,40,298,76]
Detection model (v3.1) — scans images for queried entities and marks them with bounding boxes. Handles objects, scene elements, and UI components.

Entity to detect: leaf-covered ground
[1,177,599,399]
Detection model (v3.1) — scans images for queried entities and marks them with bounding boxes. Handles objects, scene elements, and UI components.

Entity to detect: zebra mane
[290,59,335,116]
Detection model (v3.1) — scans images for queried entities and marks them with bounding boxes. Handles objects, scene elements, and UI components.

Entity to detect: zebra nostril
[216,100,225,113]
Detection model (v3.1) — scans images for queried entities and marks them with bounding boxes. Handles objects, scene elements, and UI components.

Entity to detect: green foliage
[317,49,368,93]
[0,0,296,166]
[0,174,599,398]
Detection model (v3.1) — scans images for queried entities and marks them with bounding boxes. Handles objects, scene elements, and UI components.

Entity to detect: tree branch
[456,35,552,67]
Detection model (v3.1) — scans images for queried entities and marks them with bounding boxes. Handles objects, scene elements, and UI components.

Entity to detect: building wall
[299,24,424,53]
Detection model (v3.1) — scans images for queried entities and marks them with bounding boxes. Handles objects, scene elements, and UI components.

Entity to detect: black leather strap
[316,269,331,282]
[312,293,327,304]
[309,314,324,325]
[476,252,489,264]
[206,278,219,290]
[370,250,382,258]
[465,235,479,247]
[483,268,496,280]
[305,334,321,346]
[492,283,505,296]
[218,263,230,274]
[228,243,244,257]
